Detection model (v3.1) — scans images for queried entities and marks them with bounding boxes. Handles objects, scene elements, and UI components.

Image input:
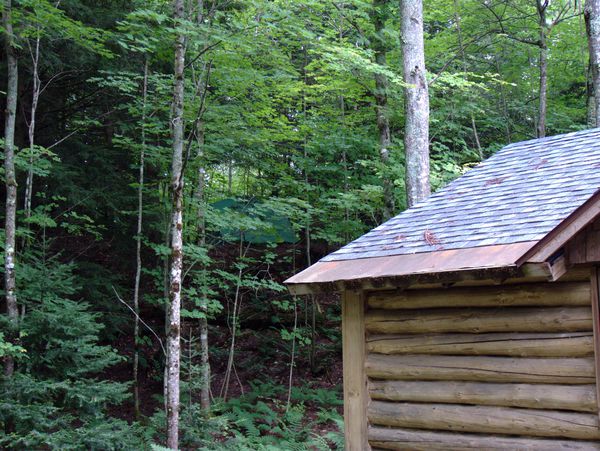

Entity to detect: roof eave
[287,262,552,295]
[285,241,543,294]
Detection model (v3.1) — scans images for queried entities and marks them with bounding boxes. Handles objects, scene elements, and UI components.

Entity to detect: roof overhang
[517,190,600,264]
[285,242,546,295]
[286,191,600,295]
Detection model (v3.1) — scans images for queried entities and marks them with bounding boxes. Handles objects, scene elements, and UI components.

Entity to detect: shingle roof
[322,128,600,262]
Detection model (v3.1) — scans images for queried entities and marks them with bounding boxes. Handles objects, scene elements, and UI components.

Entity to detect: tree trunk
[372,0,394,219]
[195,128,210,411]
[400,0,430,207]
[586,0,600,127]
[587,63,597,127]
[24,34,41,223]
[194,0,211,411]
[3,0,19,380]
[133,58,149,419]
[454,0,483,159]
[537,0,548,138]
[166,0,186,447]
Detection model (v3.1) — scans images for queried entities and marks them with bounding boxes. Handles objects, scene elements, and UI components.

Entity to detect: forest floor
[106,294,344,448]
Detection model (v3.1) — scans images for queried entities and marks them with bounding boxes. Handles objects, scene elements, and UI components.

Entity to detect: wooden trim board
[591,267,600,423]
[342,290,369,450]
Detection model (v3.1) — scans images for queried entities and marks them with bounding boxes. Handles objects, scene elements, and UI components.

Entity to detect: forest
[0,0,598,449]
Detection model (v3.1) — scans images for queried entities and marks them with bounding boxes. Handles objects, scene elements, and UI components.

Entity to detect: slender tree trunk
[454,0,483,160]
[24,34,41,222]
[194,0,210,411]
[195,128,210,411]
[400,0,430,207]
[494,51,512,143]
[166,0,186,447]
[133,58,149,419]
[536,0,548,138]
[586,0,600,127]
[221,238,245,402]
[372,0,394,219]
[300,46,317,373]
[3,0,19,380]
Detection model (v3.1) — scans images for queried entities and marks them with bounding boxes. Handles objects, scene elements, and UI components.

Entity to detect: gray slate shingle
[322,128,600,262]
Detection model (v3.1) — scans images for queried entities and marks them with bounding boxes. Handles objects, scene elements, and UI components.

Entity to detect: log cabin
[285,128,600,450]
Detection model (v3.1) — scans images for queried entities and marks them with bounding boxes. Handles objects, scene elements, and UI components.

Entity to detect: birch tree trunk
[586,0,600,127]
[166,0,186,447]
[133,58,149,419]
[3,0,19,379]
[400,0,430,207]
[371,0,394,219]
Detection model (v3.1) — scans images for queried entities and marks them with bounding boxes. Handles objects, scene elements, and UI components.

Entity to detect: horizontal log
[369,427,600,450]
[365,307,592,334]
[368,380,597,412]
[366,332,594,357]
[365,354,596,383]
[368,401,600,440]
[367,281,590,310]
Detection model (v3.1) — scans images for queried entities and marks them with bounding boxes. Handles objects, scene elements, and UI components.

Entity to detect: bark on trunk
[400,0,430,207]
[372,0,394,219]
[166,0,186,447]
[3,0,19,379]
[586,0,600,127]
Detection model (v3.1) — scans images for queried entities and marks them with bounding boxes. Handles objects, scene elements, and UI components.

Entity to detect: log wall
[362,279,600,450]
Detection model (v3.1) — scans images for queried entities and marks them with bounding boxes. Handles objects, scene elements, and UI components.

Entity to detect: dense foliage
[0,0,590,448]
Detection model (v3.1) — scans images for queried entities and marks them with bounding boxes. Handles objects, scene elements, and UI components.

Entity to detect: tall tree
[482,0,580,137]
[193,0,211,411]
[401,0,430,207]
[133,58,149,419]
[536,0,549,137]
[166,0,186,446]
[23,29,41,222]
[371,0,394,218]
[3,0,19,379]
[587,0,600,126]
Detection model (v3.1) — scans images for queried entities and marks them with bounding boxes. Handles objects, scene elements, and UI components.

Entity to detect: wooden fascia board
[287,263,552,295]
[517,190,600,265]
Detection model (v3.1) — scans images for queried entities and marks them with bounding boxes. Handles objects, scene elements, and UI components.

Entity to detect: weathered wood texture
[591,267,600,423]
[522,195,600,264]
[366,306,592,334]
[369,401,600,440]
[565,219,600,264]
[363,280,599,448]
[369,380,597,411]
[367,282,590,310]
[369,427,600,450]
[367,332,594,356]
[366,354,595,383]
[342,290,368,450]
